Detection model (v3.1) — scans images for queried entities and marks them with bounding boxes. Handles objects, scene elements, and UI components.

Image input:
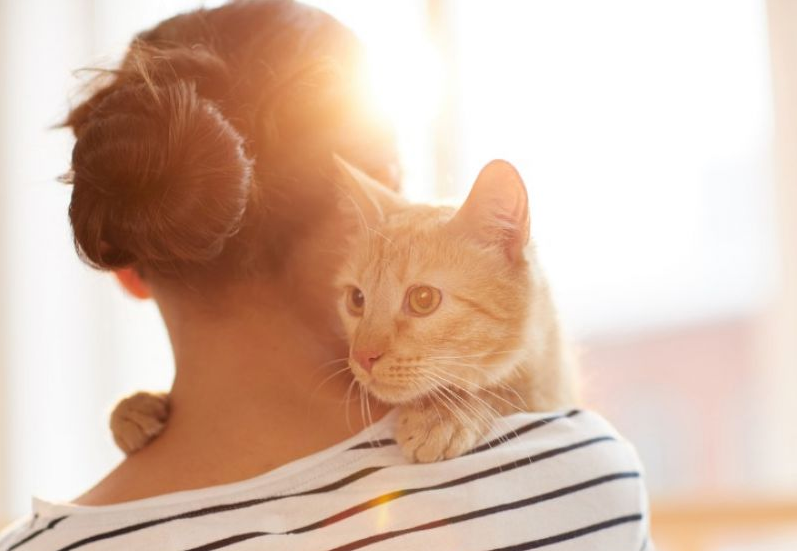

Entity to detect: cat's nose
[353,349,383,373]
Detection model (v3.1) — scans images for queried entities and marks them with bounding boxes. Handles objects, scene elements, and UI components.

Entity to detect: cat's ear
[333,154,406,228]
[446,160,530,263]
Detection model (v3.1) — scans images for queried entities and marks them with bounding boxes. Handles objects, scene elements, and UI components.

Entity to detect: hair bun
[69,80,253,272]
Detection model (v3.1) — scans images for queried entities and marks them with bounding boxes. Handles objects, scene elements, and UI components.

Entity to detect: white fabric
[0,409,653,551]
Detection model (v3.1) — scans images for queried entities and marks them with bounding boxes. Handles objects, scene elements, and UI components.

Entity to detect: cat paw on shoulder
[396,405,485,463]
[110,391,170,455]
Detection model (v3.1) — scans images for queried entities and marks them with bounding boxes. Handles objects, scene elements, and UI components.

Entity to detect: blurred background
[0,1,795,549]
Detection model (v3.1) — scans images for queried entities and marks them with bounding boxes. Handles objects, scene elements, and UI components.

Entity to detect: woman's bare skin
[77,213,389,506]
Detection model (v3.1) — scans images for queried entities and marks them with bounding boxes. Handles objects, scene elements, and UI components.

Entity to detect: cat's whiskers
[308,364,354,405]
[435,372,536,462]
[421,368,520,449]
[419,369,488,436]
[313,356,350,370]
[431,374,497,433]
[438,386,514,454]
[428,384,471,433]
[358,382,367,436]
[430,388,465,433]
[344,378,358,433]
[408,369,460,422]
[425,384,443,424]
[435,364,530,411]
[377,364,523,450]
[484,378,530,410]
[434,369,521,437]
[434,384,497,446]
[364,387,375,430]
[358,383,382,448]
[428,362,529,413]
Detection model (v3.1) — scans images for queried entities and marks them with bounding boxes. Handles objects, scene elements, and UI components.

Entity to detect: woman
[0,1,652,549]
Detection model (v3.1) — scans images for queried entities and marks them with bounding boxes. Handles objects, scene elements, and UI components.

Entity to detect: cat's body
[110,159,576,463]
[333,159,576,461]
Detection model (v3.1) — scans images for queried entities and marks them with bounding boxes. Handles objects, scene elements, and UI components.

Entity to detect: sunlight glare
[303,0,443,200]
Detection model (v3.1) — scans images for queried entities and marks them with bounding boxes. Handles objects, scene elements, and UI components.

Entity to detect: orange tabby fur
[334,158,576,462]
[110,159,577,462]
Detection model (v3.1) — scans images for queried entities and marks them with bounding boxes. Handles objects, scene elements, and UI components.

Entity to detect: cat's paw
[110,391,170,455]
[395,405,484,463]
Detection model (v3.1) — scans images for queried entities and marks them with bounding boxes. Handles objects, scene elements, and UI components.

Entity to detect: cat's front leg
[110,391,170,455]
[395,394,493,463]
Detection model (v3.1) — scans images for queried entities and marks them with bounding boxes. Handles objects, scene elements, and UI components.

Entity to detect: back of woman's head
[66,0,398,280]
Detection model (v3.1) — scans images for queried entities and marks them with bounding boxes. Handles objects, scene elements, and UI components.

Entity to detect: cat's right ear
[333,154,406,229]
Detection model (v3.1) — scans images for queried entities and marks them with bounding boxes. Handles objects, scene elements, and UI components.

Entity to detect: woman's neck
[75,291,388,506]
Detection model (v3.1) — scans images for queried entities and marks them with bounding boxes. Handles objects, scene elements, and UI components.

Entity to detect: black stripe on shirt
[486,514,644,551]
[347,410,582,452]
[50,411,579,551]
[186,512,644,551]
[347,438,396,450]
[52,467,384,551]
[7,516,67,551]
[467,410,581,455]
[185,532,263,551]
[325,471,641,551]
[291,436,615,535]
[189,515,645,551]
[184,435,616,551]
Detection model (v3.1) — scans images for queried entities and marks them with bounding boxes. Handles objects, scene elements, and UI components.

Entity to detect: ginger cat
[110,159,576,462]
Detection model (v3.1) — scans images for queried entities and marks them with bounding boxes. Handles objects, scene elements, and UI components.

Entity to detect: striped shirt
[0,409,653,551]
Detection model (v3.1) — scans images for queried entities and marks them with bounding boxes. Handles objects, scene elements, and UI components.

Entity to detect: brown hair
[65,0,398,279]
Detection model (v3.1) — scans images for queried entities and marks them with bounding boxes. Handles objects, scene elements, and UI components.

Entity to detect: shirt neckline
[33,408,399,518]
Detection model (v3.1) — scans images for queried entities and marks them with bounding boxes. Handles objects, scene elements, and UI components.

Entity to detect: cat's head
[334,157,532,405]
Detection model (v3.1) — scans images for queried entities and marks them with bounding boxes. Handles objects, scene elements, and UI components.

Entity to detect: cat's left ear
[446,160,530,263]
[333,154,407,228]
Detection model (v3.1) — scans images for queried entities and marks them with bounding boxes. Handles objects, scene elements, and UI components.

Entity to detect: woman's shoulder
[0,409,652,551]
[474,408,648,475]
[353,409,652,550]
[0,516,34,551]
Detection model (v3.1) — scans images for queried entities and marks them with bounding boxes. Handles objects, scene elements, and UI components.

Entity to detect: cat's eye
[407,285,442,316]
[346,286,365,316]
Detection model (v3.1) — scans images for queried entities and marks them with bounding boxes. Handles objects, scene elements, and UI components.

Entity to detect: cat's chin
[362,379,432,405]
